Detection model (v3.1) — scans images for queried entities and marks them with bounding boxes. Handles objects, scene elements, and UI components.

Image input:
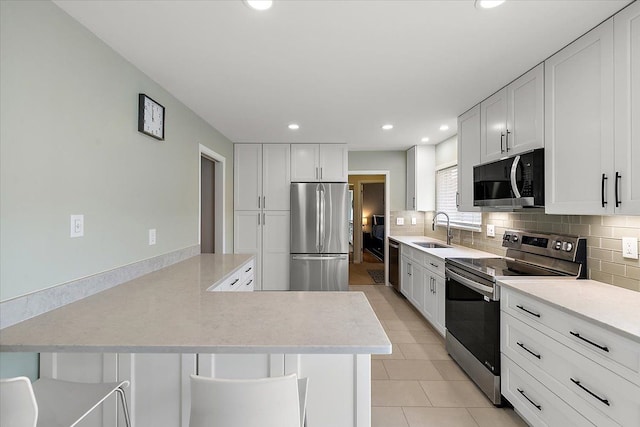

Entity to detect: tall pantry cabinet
[234,144,291,291]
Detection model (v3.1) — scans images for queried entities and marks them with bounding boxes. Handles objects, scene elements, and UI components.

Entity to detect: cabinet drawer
[503,312,638,427]
[422,253,445,277]
[502,356,596,427]
[240,260,255,282]
[501,288,640,385]
[239,277,254,292]
[209,269,243,292]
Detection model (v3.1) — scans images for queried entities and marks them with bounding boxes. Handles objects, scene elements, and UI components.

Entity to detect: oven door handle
[446,269,495,299]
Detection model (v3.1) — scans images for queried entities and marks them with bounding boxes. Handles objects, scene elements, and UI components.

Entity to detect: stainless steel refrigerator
[290,182,349,291]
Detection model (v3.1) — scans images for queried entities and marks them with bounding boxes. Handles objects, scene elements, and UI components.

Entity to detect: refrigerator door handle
[315,185,321,252]
[320,185,326,252]
[292,255,348,261]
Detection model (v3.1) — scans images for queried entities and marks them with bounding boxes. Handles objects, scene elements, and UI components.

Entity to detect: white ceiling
[54,0,631,151]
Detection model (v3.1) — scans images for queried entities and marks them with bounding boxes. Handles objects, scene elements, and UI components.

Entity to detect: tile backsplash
[391,211,640,292]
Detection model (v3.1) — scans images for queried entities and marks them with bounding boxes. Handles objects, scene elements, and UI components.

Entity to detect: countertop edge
[497,279,640,344]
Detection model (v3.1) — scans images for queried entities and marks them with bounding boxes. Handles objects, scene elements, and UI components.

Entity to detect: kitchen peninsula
[0,254,391,427]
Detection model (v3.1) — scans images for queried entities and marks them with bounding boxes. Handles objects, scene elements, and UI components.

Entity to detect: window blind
[436,166,482,231]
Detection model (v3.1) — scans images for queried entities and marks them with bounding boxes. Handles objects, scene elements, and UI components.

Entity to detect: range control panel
[502,230,585,262]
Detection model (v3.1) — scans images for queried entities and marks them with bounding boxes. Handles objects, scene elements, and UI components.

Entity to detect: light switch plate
[486,224,495,237]
[622,237,638,259]
[396,217,404,226]
[149,229,157,245]
[70,214,84,238]
[411,217,417,225]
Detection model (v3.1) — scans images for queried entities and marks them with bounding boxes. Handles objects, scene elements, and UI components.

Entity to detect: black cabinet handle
[430,262,439,268]
[230,278,239,286]
[615,172,621,207]
[506,129,511,152]
[517,388,541,411]
[516,304,541,318]
[570,378,610,406]
[517,341,541,359]
[456,192,460,208]
[245,267,252,273]
[500,133,505,153]
[601,173,608,207]
[569,331,609,352]
[246,279,253,286]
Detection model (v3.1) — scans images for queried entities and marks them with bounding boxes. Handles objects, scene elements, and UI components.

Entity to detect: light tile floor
[349,284,529,427]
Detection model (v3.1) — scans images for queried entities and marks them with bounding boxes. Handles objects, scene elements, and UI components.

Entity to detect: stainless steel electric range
[444,230,587,405]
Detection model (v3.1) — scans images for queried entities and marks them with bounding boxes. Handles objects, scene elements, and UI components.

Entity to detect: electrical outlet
[622,237,638,260]
[70,215,84,238]
[411,217,417,225]
[396,217,404,226]
[149,229,157,245]
[486,224,495,237]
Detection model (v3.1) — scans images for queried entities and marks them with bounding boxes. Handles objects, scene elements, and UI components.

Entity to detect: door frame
[348,170,391,287]
[199,144,225,254]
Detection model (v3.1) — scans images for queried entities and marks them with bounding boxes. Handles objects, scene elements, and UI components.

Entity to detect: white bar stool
[0,376,131,427]
[189,373,308,427]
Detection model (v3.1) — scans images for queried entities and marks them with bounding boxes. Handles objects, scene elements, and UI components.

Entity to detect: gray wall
[1,1,234,376]
[348,151,406,210]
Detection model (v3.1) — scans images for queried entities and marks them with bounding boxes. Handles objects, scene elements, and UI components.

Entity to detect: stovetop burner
[446,257,569,281]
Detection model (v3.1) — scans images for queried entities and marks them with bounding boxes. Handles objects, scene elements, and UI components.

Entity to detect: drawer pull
[570,378,610,407]
[245,267,252,273]
[569,331,609,353]
[516,305,541,318]
[246,280,253,286]
[430,262,439,268]
[517,388,541,411]
[230,279,239,286]
[516,342,541,359]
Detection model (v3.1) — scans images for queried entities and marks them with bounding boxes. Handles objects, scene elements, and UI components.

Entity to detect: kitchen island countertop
[0,254,391,355]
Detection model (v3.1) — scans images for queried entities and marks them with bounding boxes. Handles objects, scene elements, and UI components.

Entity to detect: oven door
[445,268,500,376]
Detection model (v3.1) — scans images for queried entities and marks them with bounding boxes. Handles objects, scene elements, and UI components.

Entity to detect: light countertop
[389,235,498,260]
[498,277,640,343]
[0,254,391,355]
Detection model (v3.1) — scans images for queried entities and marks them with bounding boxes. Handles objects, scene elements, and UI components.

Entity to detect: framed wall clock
[138,94,165,140]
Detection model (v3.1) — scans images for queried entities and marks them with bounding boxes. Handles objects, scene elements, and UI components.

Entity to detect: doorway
[348,172,389,286]
[199,145,225,254]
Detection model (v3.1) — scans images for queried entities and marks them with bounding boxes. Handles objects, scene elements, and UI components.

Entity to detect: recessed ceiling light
[244,0,273,11]
[439,125,449,131]
[475,0,505,9]
[288,123,299,130]
[382,124,394,130]
[421,137,430,143]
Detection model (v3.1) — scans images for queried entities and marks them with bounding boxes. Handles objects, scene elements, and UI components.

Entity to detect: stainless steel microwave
[473,148,544,208]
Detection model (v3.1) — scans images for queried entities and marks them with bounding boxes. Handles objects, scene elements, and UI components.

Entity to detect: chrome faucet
[432,211,453,245]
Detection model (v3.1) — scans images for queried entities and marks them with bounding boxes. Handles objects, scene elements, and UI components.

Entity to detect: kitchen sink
[412,242,451,249]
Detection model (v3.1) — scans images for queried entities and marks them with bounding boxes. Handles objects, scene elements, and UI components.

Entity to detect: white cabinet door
[262,144,291,210]
[291,144,320,182]
[234,144,262,211]
[262,211,290,291]
[545,19,614,214]
[480,87,508,163]
[411,263,425,311]
[197,354,281,379]
[614,1,640,215]
[400,255,413,299]
[234,211,262,290]
[422,274,437,325]
[319,144,348,182]
[40,353,119,427]
[406,145,435,211]
[433,275,446,337]
[118,354,196,427]
[457,105,481,212]
[507,63,544,155]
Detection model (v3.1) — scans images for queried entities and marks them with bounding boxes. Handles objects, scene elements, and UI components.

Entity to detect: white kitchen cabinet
[234,211,289,291]
[290,143,348,182]
[235,144,290,211]
[457,105,481,212]
[501,286,640,427]
[234,144,290,290]
[544,19,616,215]
[406,145,435,211]
[614,1,640,214]
[398,244,445,337]
[480,63,544,164]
